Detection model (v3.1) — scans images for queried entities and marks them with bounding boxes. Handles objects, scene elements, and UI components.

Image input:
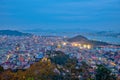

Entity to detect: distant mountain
[23,28,97,33]
[67,35,110,46]
[115,33,120,38]
[90,31,120,38]
[68,35,89,44]
[0,30,32,36]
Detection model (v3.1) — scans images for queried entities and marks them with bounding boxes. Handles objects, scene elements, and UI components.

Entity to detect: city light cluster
[71,43,92,49]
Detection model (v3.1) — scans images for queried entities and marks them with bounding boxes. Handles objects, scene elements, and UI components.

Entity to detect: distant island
[0,30,32,36]
[67,35,111,46]
[90,31,120,38]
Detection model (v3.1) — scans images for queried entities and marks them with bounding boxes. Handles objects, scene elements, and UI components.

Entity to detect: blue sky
[0,0,120,31]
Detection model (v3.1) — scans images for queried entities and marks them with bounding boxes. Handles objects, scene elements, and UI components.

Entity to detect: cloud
[0,0,120,31]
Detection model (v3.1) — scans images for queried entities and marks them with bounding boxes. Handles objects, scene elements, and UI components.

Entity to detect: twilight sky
[0,0,120,31]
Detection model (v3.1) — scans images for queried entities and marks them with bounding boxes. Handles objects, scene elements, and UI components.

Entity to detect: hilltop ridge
[67,35,111,46]
[0,30,31,36]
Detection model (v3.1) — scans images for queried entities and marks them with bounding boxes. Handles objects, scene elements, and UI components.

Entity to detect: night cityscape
[0,0,120,80]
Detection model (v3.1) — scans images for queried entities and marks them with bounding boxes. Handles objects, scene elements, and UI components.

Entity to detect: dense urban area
[0,31,120,80]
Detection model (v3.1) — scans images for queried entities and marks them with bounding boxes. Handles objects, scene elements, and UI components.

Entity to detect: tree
[0,59,56,80]
[95,64,116,80]
[26,77,34,80]
[0,69,17,80]
[25,59,56,80]
[0,66,4,73]
[50,51,70,65]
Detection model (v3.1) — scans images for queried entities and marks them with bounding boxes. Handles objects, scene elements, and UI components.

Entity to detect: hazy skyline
[0,0,120,31]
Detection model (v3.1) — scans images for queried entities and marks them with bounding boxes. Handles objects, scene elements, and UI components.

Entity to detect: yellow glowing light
[74,43,78,46]
[42,57,48,62]
[78,44,81,46]
[7,55,10,60]
[63,42,67,46]
[16,47,20,51]
[87,45,91,49]
[83,44,87,48]
[111,62,116,66]
[57,44,61,48]
[72,43,75,46]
